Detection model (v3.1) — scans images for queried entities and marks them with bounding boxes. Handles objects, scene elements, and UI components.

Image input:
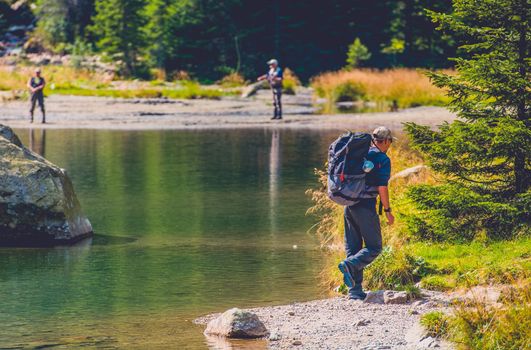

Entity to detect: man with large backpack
[330,126,395,300]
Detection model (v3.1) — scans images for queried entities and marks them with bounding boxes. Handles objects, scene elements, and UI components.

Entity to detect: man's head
[372,126,394,152]
[34,68,41,77]
[267,59,278,68]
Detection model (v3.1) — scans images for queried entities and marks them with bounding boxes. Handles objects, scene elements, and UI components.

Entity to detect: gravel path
[196,293,454,350]
[0,90,455,130]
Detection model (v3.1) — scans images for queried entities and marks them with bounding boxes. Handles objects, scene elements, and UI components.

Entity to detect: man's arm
[378,185,395,225]
[257,74,267,81]
[35,79,45,91]
[27,78,34,93]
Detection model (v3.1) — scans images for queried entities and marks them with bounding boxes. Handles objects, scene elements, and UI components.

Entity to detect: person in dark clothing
[28,68,46,123]
[338,126,396,300]
[257,59,283,120]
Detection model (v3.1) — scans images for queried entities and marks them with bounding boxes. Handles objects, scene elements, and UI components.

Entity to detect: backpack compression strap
[339,134,355,183]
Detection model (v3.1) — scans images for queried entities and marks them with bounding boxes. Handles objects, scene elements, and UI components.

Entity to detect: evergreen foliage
[346,38,371,68]
[89,0,147,76]
[404,0,530,241]
[19,0,456,80]
[34,0,94,51]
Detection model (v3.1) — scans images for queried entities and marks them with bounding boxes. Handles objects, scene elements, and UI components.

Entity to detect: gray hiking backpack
[327,132,373,206]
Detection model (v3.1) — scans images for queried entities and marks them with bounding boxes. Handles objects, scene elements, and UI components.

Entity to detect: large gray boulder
[0,125,93,246]
[205,308,269,339]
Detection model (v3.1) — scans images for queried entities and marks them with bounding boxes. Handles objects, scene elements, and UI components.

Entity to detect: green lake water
[1,128,339,349]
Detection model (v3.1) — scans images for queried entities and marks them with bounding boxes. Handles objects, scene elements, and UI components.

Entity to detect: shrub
[218,72,246,87]
[282,68,300,95]
[334,81,366,102]
[172,70,191,81]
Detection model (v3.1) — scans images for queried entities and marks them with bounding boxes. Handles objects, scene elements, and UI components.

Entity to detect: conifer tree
[90,0,146,76]
[403,0,530,240]
[346,38,371,68]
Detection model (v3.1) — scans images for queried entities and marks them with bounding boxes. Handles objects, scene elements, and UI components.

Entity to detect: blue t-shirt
[358,146,391,209]
[366,147,391,187]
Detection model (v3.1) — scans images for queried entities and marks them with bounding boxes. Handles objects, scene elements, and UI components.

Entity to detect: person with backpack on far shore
[257,59,283,120]
[327,126,395,300]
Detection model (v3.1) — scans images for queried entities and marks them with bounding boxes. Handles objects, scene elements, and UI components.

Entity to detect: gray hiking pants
[30,92,45,115]
[272,87,282,118]
[344,201,382,287]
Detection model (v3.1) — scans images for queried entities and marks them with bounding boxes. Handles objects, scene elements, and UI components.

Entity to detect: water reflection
[5,129,335,348]
[269,129,280,234]
[28,128,46,156]
[205,335,268,350]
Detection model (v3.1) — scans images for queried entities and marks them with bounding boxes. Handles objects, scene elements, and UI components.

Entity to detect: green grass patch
[420,275,455,291]
[51,82,235,100]
[410,237,531,288]
[364,246,435,290]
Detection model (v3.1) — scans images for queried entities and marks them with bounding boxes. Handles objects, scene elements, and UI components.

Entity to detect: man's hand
[385,211,395,225]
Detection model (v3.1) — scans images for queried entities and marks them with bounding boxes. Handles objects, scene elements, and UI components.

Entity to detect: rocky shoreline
[195,290,455,350]
[0,92,455,131]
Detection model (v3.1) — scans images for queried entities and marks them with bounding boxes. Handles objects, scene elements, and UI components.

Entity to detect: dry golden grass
[311,68,452,110]
[0,65,234,100]
[0,65,112,92]
[449,279,531,350]
[218,72,247,87]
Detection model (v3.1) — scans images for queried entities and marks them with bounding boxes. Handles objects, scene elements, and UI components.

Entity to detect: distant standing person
[257,59,283,120]
[28,68,46,124]
[338,126,395,300]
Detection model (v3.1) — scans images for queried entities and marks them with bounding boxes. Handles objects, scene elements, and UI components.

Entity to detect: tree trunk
[514,0,529,193]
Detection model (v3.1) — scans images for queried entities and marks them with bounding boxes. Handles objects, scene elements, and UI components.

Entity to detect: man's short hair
[372,126,394,141]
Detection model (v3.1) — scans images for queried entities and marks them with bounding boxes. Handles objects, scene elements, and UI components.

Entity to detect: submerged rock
[0,125,93,246]
[205,308,269,339]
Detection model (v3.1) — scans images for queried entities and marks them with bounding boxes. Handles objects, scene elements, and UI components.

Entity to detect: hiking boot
[338,261,355,289]
[348,289,367,300]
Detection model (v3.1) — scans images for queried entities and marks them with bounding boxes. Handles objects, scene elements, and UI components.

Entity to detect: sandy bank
[0,92,455,131]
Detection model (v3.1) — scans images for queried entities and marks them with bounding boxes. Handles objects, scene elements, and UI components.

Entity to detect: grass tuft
[421,311,450,338]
